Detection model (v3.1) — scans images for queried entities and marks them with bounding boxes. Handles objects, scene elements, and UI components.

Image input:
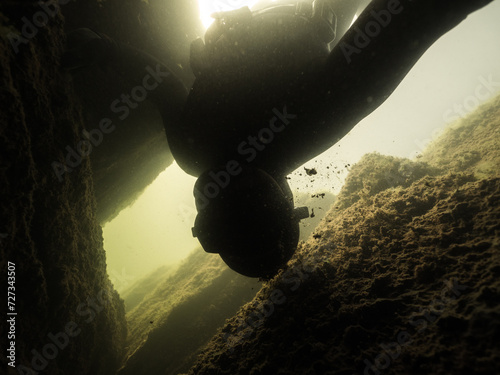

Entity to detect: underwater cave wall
[0,3,126,374]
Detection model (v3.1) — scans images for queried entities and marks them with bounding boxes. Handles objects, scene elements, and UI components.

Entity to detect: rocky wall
[0,3,127,374]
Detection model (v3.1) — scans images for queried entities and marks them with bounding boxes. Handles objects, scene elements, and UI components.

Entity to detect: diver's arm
[62,29,187,138]
[278,0,493,173]
[325,0,493,122]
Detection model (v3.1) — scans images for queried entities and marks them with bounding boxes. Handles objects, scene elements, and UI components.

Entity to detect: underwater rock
[0,4,126,374]
[420,94,500,179]
[185,95,500,374]
[118,250,261,375]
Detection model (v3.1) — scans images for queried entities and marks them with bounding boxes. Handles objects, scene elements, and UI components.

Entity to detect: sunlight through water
[197,0,258,28]
[103,162,198,292]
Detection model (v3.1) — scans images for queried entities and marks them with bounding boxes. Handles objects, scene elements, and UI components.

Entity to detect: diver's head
[192,167,309,278]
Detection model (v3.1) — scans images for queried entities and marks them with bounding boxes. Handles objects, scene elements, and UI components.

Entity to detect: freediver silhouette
[62,0,494,278]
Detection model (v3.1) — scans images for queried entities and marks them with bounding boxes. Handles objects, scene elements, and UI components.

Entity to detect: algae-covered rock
[184,95,500,375]
[421,94,500,179]
[118,250,261,375]
[0,3,126,375]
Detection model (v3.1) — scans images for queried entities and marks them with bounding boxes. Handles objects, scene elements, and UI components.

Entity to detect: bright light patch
[103,162,198,293]
[198,0,259,29]
[350,14,358,27]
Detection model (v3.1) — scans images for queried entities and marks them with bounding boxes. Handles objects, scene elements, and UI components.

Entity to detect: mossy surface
[185,95,500,375]
[1,4,126,374]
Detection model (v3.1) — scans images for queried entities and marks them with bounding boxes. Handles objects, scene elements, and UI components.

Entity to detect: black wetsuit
[67,0,494,186]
